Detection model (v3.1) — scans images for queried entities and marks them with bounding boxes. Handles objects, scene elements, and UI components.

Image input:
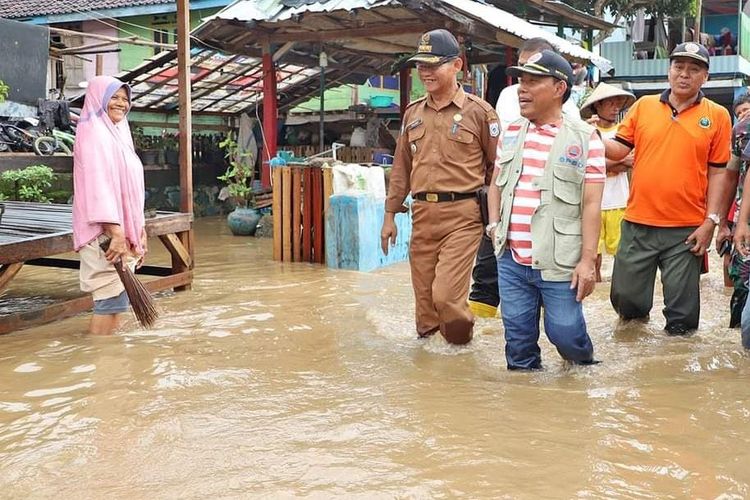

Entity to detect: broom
[99,236,159,328]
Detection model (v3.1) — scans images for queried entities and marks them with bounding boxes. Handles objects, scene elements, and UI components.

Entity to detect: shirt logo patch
[566,144,582,159]
[559,143,583,167]
[699,116,711,128]
[489,122,500,137]
[527,52,543,64]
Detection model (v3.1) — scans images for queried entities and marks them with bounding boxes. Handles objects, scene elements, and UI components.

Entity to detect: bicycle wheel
[33,136,57,156]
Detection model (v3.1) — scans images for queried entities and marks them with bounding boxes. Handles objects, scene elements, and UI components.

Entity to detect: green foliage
[0,79,9,103]
[217,134,256,208]
[566,0,694,19]
[0,165,55,202]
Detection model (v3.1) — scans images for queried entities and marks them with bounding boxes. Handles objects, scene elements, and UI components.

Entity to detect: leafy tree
[566,0,696,43]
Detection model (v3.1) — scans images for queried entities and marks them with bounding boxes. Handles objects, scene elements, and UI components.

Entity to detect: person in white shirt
[494,39,582,132]
[579,83,635,281]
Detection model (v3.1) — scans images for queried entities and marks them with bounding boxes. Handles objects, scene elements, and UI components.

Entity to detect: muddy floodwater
[1,217,749,498]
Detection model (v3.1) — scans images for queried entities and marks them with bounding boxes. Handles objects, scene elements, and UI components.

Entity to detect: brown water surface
[1,217,749,498]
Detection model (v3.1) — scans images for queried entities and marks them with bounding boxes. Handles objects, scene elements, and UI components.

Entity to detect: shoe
[468,300,498,318]
[573,359,601,366]
[665,323,693,336]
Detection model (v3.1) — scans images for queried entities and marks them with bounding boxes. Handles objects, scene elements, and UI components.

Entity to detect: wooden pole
[694,0,703,42]
[505,46,514,87]
[261,45,277,189]
[399,67,410,121]
[95,54,103,76]
[176,0,193,290]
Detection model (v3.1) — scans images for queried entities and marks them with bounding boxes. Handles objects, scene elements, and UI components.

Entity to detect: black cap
[506,50,574,102]
[670,42,710,68]
[408,29,460,65]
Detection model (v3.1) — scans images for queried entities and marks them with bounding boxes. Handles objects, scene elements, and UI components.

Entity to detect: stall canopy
[117,0,611,115]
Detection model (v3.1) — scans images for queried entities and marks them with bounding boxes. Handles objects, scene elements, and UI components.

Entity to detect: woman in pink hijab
[72,75,146,335]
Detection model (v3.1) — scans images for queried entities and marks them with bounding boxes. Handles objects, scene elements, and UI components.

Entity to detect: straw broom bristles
[99,236,159,328]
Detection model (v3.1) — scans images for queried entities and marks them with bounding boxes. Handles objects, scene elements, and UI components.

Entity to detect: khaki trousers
[409,197,483,344]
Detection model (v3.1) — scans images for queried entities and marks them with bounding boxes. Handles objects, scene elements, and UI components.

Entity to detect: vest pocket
[552,165,584,205]
[495,152,515,187]
[553,216,582,268]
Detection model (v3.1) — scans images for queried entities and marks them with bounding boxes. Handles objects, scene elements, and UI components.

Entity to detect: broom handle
[98,235,125,270]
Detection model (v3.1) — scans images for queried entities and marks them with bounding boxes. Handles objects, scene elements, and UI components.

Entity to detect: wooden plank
[272,166,283,261]
[144,213,193,237]
[281,166,292,261]
[0,233,72,265]
[292,167,302,262]
[0,262,24,294]
[0,271,193,335]
[302,167,312,262]
[312,167,324,264]
[322,167,333,214]
[322,167,333,265]
[158,233,192,268]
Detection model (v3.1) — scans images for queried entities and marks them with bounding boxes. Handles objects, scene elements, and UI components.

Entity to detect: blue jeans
[497,251,594,369]
[740,292,750,349]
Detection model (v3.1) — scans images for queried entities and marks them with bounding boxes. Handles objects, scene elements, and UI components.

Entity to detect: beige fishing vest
[494,116,595,281]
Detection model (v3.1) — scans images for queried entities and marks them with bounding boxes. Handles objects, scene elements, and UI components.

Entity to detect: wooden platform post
[176,0,194,291]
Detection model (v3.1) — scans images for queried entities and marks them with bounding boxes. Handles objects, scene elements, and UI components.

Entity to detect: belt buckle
[425,193,439,202]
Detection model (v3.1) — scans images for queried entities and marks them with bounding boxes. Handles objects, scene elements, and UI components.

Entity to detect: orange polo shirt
[614,90,731,227]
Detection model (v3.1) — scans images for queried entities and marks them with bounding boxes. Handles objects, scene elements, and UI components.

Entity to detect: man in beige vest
[487,51,605,369]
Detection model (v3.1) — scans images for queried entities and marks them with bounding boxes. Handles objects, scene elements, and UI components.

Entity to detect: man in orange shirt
[605,43,732,334]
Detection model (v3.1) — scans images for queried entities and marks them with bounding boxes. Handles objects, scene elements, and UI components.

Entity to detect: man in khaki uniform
[381,29,500,344]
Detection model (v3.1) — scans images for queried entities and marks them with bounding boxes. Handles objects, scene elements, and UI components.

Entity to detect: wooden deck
[0,201,194,334]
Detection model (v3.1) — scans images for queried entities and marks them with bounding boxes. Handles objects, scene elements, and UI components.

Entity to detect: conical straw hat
[580,82,636,119]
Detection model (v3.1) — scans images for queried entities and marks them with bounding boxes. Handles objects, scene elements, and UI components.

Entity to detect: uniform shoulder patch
[405,96,427,110]
[465,92,495,112]
[489,122,500,137]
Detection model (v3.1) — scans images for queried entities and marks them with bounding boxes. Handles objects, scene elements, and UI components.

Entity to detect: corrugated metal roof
[443,0,612,71]
[204,0,611,71]
[0,0,172,19]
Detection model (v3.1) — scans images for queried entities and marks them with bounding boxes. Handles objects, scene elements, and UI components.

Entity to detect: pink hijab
[72,75,145,254]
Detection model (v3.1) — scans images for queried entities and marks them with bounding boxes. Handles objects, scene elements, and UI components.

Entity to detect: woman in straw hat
[580,83,636,281]
[72,76,147,335]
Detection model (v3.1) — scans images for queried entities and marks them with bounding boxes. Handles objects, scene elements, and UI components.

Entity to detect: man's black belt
[413,191,477,203]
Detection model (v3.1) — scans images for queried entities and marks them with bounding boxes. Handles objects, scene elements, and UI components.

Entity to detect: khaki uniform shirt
[385,86,500,213]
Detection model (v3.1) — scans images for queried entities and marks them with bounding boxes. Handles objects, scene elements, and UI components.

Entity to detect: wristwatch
[485,222,498,236]
[706,213,721,225]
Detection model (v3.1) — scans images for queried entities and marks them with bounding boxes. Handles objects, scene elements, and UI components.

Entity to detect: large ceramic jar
[227,207,261,236]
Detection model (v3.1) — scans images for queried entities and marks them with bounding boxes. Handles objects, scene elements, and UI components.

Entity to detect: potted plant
[217,134,261,236]
[162,131,179,166]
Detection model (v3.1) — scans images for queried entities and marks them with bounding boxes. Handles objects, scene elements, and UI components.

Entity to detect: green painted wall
[291,69,425,114]
[118,8,220,72]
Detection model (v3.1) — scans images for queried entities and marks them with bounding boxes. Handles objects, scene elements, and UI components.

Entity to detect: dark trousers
[468,233,499,307]
[611,221,701,330]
